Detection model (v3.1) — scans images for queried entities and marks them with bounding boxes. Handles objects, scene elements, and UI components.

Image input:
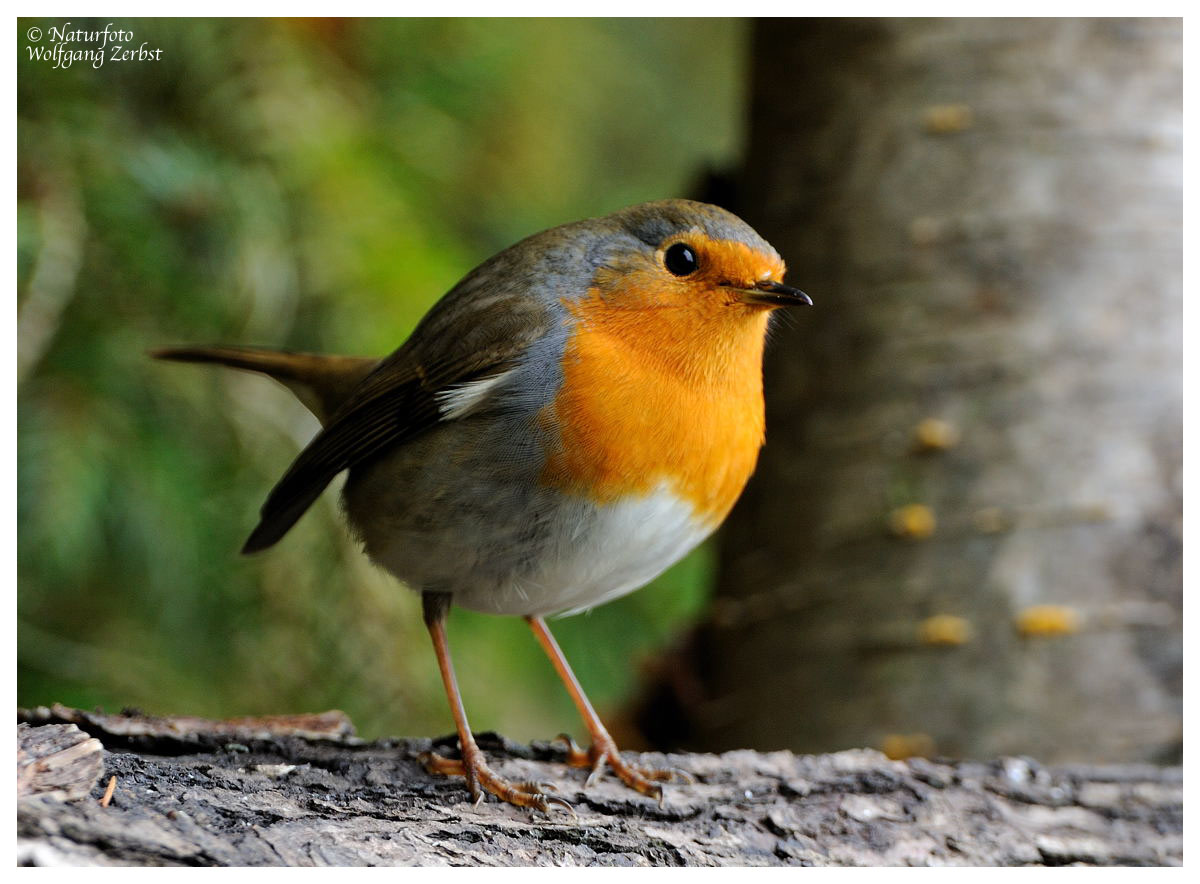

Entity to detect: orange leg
[421,593,568,812]
[526,616,688,803]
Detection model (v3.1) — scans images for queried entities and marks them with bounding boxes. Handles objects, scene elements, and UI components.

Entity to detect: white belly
[454,482,714,617]
[345,422,716,618]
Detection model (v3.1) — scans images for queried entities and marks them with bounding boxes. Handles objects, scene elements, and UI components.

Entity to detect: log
[17,722,104,802]
[16,706,1181,866]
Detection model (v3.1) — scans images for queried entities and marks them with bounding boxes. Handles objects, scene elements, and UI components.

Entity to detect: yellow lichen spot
[918,614,973,646]
[890,504,937,540]
[913,418,960,452]
[924,104,974,133]
[881,733,936,760]
[1016,604,1082,638]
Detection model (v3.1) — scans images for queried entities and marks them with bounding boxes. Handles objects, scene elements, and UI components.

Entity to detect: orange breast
[540,280,771,526]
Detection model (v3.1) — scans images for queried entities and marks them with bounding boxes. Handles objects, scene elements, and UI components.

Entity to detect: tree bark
[16,707,1182,866]
[645,18,1181,764]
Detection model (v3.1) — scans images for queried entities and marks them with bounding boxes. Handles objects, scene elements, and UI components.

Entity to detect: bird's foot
[554,733,693,805]
[420,747,574,815]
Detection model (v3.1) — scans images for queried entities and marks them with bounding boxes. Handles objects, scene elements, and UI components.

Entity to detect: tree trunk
[652,19,1181,764]
[16,707,1183,866]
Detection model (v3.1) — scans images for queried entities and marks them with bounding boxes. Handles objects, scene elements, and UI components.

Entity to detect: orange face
[540,233,795,523]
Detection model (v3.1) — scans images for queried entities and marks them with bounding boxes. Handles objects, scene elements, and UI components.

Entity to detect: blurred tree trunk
[644,19,1181,764]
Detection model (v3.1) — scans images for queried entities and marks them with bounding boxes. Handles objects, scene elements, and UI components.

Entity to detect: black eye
[664,242,699,276]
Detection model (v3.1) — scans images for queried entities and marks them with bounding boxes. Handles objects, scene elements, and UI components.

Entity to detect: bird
[154,199,810,811]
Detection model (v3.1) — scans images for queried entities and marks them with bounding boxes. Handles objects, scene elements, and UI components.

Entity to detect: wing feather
[242,292,554,553]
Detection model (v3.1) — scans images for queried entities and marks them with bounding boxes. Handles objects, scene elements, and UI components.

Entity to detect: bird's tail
[151,345,378,427]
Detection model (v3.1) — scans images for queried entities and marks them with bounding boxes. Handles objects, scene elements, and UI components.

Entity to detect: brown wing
[241,292,554,554]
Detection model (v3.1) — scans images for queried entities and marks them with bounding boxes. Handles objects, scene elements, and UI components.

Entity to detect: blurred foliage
[17,18,746,741]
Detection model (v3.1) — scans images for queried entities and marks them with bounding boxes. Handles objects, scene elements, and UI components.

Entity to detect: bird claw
[422,735,681,811]
[554,734,677,802]
[514,779,556,795]
[584,760,605,789]
[667,766,695,784]
[645,766,694,784]
[419,750,463,777]
[554,733,591,767]
[420,746,566,813]
[544,794,577,818]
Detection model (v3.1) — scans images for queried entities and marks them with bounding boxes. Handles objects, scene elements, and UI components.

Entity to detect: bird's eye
[663,242,699,277]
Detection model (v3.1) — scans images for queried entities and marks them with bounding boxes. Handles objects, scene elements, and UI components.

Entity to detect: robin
[154,199,810,811]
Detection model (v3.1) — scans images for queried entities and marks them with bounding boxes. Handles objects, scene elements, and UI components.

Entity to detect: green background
[18,18,746,742]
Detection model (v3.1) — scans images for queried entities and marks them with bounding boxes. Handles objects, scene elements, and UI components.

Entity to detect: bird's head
[580,199,810,321]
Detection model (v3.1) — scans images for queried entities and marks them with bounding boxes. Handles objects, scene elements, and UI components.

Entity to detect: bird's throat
[540,296,769,523]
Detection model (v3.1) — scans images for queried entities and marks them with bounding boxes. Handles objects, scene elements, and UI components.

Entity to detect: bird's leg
[421,593,567,812]
[526,615,689,802]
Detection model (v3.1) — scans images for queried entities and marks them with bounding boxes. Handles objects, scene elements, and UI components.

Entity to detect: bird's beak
[727,280,813,308]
